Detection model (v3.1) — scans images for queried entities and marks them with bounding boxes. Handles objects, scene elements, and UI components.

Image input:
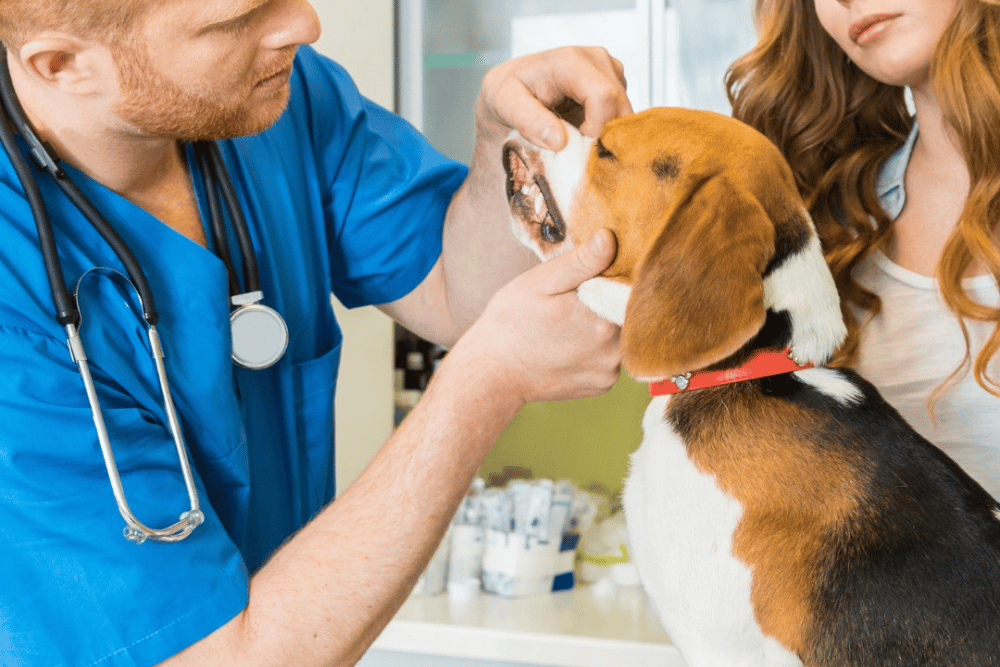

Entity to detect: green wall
[479,370,651,494]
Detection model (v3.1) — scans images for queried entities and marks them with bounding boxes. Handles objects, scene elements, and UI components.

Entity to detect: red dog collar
[649,349,812,396]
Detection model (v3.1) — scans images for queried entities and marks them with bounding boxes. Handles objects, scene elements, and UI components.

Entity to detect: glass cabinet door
[398,0,757,163]
[399,0,644,162]
[659,0,758,114]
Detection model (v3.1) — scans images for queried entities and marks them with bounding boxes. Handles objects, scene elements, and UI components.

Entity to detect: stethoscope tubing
[195,143,241,296]
[0,54,75,326]
[199,141,262,296]
[0,48,159,326]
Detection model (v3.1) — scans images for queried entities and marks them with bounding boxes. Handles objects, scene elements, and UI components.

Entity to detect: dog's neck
[648,307,815,395]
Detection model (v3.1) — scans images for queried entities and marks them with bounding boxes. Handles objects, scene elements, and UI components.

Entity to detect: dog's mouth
[503,142,567,245]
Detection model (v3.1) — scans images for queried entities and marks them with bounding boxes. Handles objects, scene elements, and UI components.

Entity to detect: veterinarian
[0,1,631,665]
[727,0,1000,498]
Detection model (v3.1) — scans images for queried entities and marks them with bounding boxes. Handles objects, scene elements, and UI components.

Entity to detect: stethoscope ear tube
[195,143,240,296]
[67,317,204,544]
[0,47,160,326]
[203,141,261,294]
[0,48,78,326]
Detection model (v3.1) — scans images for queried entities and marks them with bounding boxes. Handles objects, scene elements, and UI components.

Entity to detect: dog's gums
[503,143,567,245]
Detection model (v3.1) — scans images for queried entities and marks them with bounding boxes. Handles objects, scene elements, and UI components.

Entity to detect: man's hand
[394,47,632,346]
[475,46,633,149]
[451,229,622,405]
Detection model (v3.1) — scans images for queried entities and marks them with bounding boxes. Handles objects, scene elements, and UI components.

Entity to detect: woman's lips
[849,13,901,45]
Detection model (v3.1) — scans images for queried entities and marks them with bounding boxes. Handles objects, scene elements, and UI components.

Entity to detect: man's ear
[621,174,775,380]
[16,34,111,96]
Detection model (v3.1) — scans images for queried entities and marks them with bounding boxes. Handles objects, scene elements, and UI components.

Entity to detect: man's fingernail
[590,231,608,255]
[539,125,554,147]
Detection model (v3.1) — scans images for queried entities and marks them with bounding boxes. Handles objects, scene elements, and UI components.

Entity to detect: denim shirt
[875,120,919,220]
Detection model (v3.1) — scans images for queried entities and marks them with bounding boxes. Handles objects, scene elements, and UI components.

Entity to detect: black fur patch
[652,154,681,180]
[703,309,793,373]
[763,210,814,278]
[797,371,1000,665]
[596,139,616,160]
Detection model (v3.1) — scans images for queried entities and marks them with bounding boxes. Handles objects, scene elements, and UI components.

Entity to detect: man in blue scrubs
[0,1,631,665]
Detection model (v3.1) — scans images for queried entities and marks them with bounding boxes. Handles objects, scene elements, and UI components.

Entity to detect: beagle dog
[503,108,1000,667]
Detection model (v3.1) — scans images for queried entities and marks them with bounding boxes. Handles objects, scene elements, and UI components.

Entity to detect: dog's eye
[595,139,616,160]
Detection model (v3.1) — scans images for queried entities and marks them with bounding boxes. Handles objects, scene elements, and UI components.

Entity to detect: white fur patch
[763,231,846,366]
[792,367,864,405]
[578,277,631,326]
[539,123,595,229]
[624,397,804,667]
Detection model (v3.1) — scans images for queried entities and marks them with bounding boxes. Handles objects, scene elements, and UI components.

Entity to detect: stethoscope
[0,47,289,543]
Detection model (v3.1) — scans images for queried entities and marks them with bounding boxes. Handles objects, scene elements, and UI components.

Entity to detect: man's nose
[262,0,322,50]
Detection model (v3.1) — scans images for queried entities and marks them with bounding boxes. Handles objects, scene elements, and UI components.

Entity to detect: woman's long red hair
[726,0,1000,396]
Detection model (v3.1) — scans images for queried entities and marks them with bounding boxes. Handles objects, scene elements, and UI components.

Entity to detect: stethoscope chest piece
[230,292,289,370]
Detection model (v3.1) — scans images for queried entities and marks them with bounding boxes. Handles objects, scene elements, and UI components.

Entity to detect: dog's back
[793,371,1000,666]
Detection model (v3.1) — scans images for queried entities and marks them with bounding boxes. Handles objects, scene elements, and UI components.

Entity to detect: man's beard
[111,43,294,141]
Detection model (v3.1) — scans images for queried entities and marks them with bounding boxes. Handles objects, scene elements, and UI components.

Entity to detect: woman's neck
[887,85,979,278]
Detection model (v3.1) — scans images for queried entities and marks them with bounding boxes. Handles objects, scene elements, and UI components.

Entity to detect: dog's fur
[503,108,1000,667]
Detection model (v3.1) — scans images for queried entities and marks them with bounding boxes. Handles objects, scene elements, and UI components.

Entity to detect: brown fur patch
[668,386,867,656]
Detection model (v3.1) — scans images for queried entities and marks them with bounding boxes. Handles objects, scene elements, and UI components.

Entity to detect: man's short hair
[0,0,153,53]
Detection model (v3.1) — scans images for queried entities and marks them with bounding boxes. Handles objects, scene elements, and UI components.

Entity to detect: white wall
[311,1,396,495]
[313,1,395,109]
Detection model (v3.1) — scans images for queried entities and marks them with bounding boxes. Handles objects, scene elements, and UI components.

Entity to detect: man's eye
[224,16,254,34]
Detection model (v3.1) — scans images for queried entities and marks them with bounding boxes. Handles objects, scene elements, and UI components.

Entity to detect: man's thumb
[541,229,617,294]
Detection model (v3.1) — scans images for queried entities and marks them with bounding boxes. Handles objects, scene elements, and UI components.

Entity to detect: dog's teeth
[521,184,531,196]
[534,193,545,215]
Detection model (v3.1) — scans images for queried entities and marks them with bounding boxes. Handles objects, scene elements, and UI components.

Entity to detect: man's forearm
[373,133,537,347]
[439,132,540,334]
[162,209,621,667]
[162,339,525,667]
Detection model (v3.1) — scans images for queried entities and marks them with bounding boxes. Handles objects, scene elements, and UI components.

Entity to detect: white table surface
[364,583,685,667]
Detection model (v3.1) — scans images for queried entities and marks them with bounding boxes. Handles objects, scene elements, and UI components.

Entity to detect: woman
[726,0,1000,497]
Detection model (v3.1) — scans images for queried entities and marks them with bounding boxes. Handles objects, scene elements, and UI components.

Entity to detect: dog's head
[503,107,846,381]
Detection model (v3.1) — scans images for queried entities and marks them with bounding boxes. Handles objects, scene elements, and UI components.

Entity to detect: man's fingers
[481,47,633,151]
[537,229,617,295]
[491,77,569,151]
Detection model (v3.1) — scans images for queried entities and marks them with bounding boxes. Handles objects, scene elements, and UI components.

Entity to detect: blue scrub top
[0,47,467,666]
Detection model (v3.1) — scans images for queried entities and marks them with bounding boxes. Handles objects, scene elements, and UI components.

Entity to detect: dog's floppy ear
[622,174,775,380]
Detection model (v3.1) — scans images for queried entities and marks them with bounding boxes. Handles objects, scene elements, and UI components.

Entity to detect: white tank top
[851,250,1000,499]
